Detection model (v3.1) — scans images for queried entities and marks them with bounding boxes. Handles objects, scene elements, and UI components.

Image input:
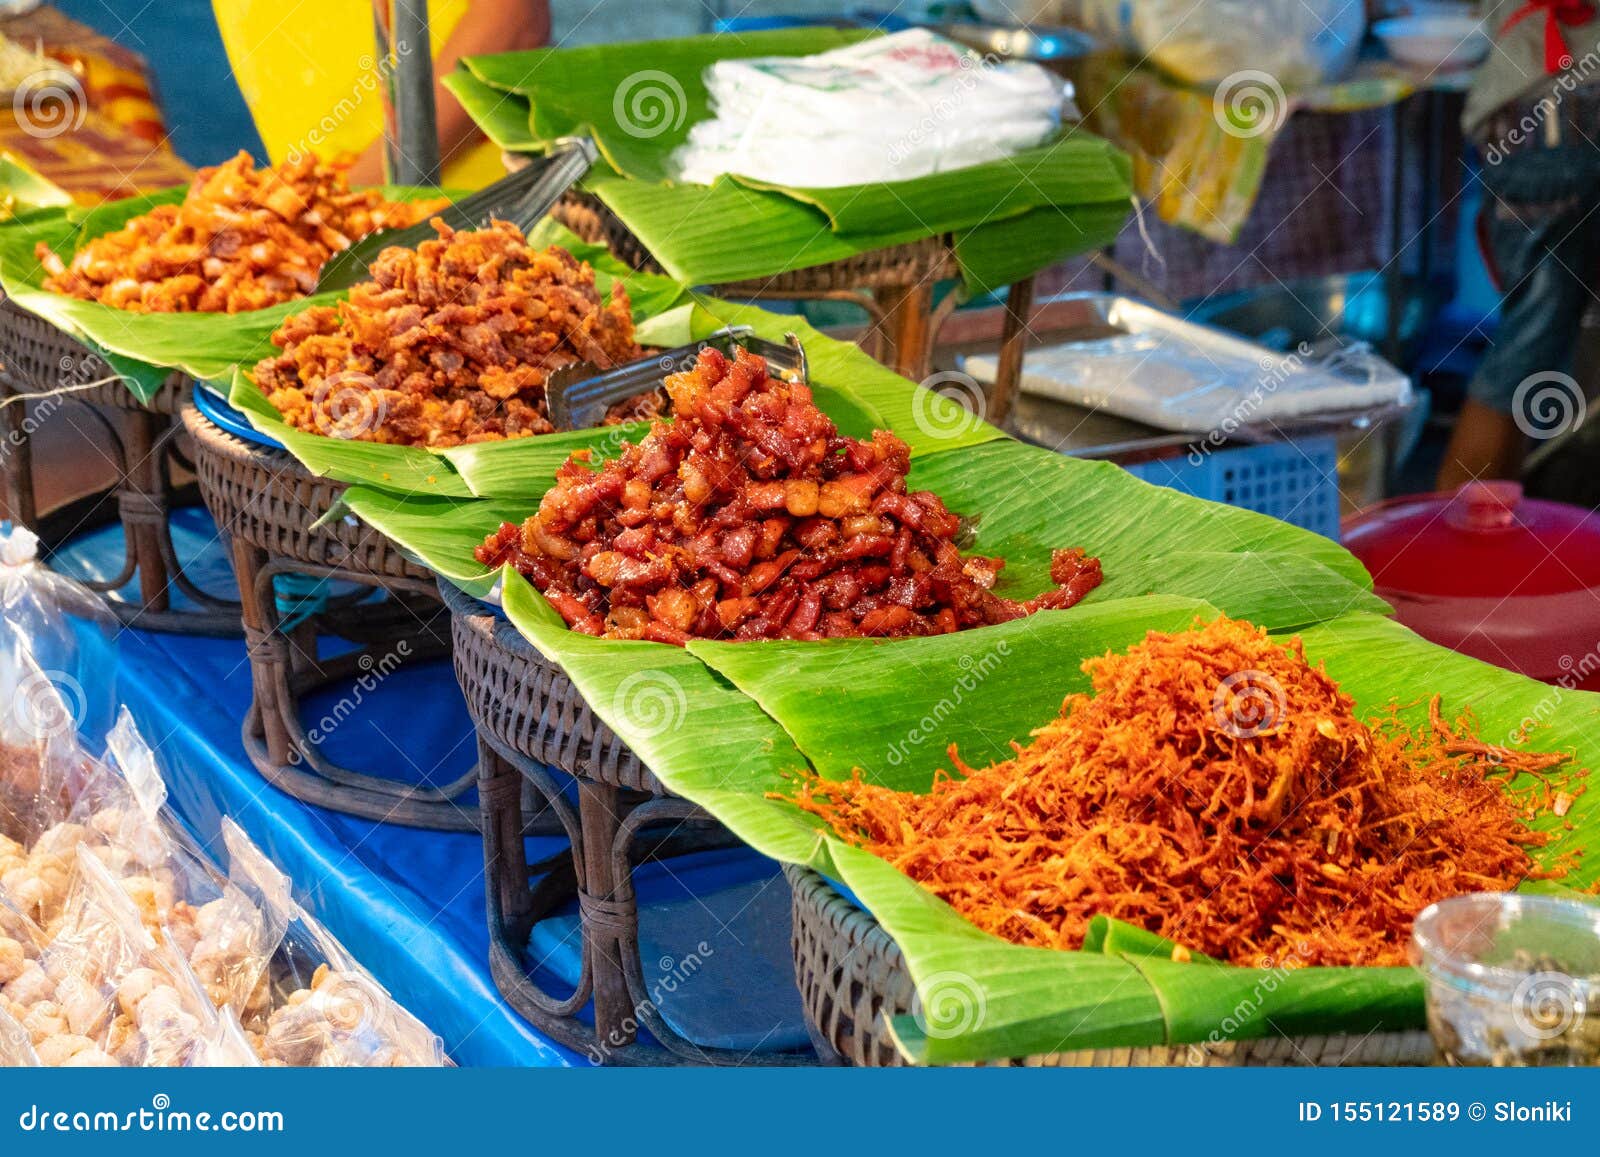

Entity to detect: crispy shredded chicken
[476,344,1103,643]
[787,616,1587,966]
[37,152,444,313]
[254,220,643,447]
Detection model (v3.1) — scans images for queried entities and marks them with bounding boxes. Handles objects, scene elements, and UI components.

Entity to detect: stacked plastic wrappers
[0,524,448,1067]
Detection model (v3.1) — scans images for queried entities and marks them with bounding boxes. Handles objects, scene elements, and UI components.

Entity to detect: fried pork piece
[254,220,643,448]
[37,152,444,313]
[476,345,1103,643]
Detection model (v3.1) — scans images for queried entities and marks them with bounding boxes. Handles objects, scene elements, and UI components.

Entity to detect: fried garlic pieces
[255,220,642,447]
[476,345,1103,643]
[790,616,1583,967]
[38,151,444,313]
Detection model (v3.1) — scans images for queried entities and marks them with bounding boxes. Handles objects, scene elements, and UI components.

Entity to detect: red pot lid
[1344,482,1600,686]
[1344,481,1600,598]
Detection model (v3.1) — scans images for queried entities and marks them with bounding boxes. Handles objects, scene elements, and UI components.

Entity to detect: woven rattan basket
[181,396,431,582]
[180,398,476,830]
[786,865,1437,1067]
[443,580,806,1065]
[0,298,238,632]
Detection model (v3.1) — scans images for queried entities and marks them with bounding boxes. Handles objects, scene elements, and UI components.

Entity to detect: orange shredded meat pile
[788,616,1586,966]
[37,152,445,312]
[476,344,1103,643]
[254,220,644,448]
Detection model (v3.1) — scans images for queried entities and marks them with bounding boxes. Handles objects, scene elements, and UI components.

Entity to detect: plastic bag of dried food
[223,820,447,1066]
[0,646,94,848]
[0,1001,39,1065]
[1,707,188,938]
[0,524,116,741]
[27,848,244,1068]
[96,712,283,1022]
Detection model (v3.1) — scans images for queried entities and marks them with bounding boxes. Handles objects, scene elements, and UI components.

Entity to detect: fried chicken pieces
[254,220,643,448]
[477,345,1103,644]
[37,152,444,313]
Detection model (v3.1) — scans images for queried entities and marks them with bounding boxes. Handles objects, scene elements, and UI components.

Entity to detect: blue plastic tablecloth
[50,508,810,1066]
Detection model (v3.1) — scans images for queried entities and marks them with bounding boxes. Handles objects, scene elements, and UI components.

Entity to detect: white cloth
[672,30,1064,189]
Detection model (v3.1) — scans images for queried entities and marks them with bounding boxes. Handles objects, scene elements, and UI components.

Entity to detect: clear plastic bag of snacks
[27,848,247,1068]
[0,1001,39,1065]
[0,524,116,742]
[222,820,448,1067]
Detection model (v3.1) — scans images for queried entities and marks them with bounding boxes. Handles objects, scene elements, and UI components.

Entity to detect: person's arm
[349,0,551,185]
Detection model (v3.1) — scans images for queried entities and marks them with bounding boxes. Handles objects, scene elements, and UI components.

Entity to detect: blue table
[52,509,810,1066]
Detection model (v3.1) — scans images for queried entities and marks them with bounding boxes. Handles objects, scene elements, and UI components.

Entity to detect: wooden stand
[444,580,808,1065]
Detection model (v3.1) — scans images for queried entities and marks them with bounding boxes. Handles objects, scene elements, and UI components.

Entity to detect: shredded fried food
[786,616,1587,966]
[254,220,644,447]
[476,344,1103,643]
[37,152,445,313]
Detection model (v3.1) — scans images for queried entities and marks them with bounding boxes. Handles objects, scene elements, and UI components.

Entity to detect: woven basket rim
[785,864,1437,1067]
[0,298,189,412]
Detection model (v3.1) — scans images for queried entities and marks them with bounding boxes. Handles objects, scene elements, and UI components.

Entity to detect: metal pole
[378,0,441,186]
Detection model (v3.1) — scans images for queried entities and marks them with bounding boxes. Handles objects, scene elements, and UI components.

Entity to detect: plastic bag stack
[672,29,1065,189]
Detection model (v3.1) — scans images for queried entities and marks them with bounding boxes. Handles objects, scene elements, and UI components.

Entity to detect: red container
[1343,481,1600,690]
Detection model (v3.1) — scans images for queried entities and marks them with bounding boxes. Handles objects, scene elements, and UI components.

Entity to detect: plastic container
[1411,893,1600,1066]
[1343,481,1600,689]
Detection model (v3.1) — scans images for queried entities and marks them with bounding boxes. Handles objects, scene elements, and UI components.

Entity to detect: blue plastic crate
[1124,435,1342,541]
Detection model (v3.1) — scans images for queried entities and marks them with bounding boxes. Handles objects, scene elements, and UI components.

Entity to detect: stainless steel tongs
[314,137,598,294]
[546,328,810,431]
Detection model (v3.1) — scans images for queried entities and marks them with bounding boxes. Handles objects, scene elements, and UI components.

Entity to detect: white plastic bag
[673,30,1064,188]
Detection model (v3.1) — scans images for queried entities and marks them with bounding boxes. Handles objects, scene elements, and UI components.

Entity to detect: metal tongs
[546,327,810,431]
[314,137,599,293]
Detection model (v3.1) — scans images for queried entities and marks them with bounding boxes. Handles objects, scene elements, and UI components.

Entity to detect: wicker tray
[786,865,1437,1067]
[442,579,808,1065]
[180,398,477,830]
[0,298,238,633]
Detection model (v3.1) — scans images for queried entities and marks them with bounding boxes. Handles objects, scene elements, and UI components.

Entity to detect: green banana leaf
[0,184,450,404]
[451,28,1135,293]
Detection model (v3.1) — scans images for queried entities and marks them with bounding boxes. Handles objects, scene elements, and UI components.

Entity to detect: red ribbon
[1501,0,1599,73]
